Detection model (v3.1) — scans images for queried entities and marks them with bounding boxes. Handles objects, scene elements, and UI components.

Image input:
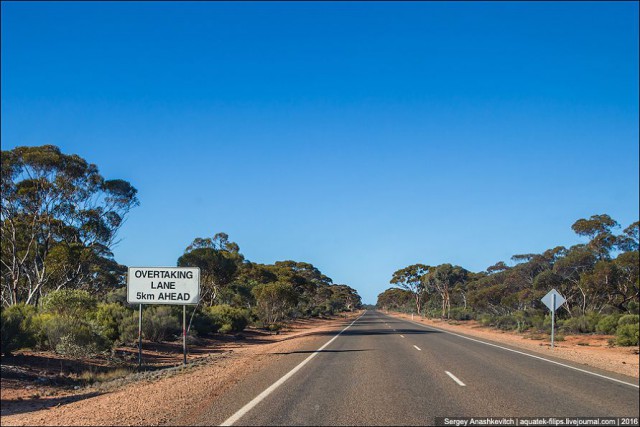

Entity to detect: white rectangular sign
[127,267,200,305]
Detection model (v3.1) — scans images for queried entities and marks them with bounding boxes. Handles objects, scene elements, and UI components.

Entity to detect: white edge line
[399,315,639,389]
[220,310,366,426]
[445,371,466,386]
[413,345,422,351]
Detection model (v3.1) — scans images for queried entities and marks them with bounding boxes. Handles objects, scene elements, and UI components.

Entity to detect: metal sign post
[183,305,187,365]
[541,289,566,349]
[138,304,143,369]
[551,293,556,348]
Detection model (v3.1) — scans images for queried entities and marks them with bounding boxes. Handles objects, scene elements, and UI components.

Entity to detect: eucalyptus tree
[376,287,413,311]
[423,264,469,319]
[269,261,333,316]
[390,264,430,316]
[1,145,138,306]
[177,233,245,306]
[329,284,362,312]
[571,214,621,260]
[252,281,299,325]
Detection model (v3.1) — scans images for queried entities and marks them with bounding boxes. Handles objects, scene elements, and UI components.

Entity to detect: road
[187,310,639,426]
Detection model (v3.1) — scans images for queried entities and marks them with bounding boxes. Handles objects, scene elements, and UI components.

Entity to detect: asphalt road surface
[188,310,639,426]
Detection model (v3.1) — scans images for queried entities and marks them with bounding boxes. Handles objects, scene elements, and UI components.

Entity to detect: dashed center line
[445,371,466,386]
[413,345,421,351]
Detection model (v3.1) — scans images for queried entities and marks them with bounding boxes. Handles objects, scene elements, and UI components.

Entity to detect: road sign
[541,289,565,312]
[127,267,200,305]
[541,288,566,349]
[127,267,201,367]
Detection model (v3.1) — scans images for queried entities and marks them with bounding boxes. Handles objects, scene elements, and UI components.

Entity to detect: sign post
[138,304,143,368]
[127,267,200,368]
[183,305,187,365]
[541,289,566,349]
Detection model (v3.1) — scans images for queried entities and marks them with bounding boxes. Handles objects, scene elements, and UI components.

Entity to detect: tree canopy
[1,145,139,306]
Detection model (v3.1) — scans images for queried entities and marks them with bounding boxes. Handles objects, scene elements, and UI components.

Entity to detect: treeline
[377,214,639,346]
[0,145,361,356]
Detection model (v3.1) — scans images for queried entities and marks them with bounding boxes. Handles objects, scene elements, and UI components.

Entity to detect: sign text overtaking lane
[127,267,200,305]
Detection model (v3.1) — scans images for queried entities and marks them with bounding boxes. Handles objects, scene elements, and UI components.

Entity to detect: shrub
[119,312,140,345]
[41,289,96,318]
[188,309,217,337]
[618,314,639,327]
[204,305,249,334]
[559,313,600,334]
[268,323,283,333]
[55,334,100,359]
[615,315,639,346]
[142,306,180,342]
[478,314,495,327]
[495,315,518,331]
[41,315,109,356]
[105,287,128,305]
[30,312,55,349]
[449,307,474,321]
[595,314,622,335]
[1,304,37,355]
[218,324,233,334]
[615,323,639,346]
[94,303,130,343]
[530,314,551,332]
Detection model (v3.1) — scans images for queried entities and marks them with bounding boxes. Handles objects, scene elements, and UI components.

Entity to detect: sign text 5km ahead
[127,267,200,305]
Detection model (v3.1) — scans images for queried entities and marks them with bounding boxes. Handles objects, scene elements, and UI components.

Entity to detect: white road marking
[399,315,639,389]
[413,345,422,351]
[446,371,466,386]
[400,335,405,338]
[220,311,366,426]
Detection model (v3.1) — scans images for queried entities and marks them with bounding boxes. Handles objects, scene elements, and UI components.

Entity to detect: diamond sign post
[541,289,566,348]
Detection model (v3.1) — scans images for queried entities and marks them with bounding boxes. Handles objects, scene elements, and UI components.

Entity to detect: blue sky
[2,2,638,304]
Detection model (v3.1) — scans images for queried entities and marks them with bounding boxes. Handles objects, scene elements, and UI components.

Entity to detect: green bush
[615,315,639,346]
[218,324,233,334]
[449,307,474,321]
[615,324,639,346]
[530,314,552,332]
[204,305,249,334]
[495,315,519,331]
[94,303,130,343]
[1,304,37,355]
[41,315,109,356]
[618,314,639,327]
[41,289,97,318]
[268,323,283,333]
[188,309,217,336]
[559,313,600,334]
[118,312,140,345]
[104,287,128,305]
[478,314,495,327]
[595,314,622,335]
[142,306,180,342]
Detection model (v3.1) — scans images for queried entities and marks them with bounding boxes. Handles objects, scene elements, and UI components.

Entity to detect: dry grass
[78,368,134,384]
